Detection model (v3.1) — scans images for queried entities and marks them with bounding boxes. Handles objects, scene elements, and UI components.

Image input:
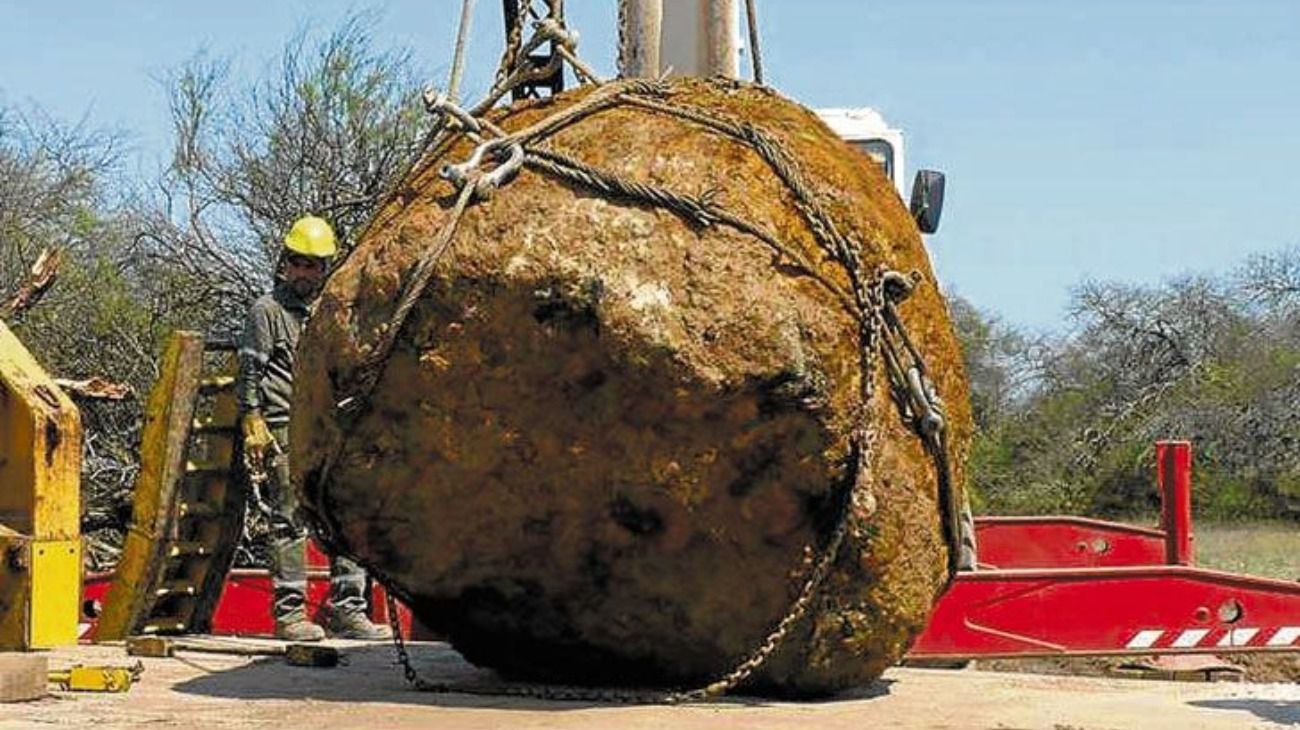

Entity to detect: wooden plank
[0,654,47,702]
[97,332,204,641]
[126,635,338,665]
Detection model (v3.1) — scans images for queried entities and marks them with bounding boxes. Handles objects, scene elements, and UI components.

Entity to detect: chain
[871,267,962,577]
[385,591,432,690]
[494,0,529,91]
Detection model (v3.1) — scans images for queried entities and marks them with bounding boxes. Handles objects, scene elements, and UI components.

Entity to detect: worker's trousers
[265,426,367,623]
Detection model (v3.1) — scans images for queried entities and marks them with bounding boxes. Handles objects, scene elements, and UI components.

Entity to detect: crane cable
[745,0,765,84]
[447,0,477,102]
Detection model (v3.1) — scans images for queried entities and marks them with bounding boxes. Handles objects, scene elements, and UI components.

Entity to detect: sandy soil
[978,653,1300,684]
[3,640,1296,729]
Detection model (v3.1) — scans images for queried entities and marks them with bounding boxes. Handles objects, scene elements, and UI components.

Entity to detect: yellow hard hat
[283,215,338,258]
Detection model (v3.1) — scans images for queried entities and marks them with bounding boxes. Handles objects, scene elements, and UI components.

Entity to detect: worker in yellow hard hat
[235,215,392,642]
[279,214,337,293]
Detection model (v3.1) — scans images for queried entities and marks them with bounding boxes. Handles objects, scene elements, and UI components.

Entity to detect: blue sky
[2,1,1298,331]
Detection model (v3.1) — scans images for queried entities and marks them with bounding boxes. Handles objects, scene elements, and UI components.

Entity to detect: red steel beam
[89,562,1299,661]
[1158,440,1195,565]
[973,516,1166,570]
[909,565,1300,660]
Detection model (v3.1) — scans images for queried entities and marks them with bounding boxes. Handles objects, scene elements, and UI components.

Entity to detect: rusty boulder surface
[292,78,973,696]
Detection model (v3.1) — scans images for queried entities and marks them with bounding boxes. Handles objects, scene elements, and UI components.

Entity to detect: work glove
[241,411,276,469]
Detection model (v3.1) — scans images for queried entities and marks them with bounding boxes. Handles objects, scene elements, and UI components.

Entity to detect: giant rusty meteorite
[292,78,973,696]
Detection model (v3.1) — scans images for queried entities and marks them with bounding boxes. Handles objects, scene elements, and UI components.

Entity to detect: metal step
[203,339,238,353]
[198,375,236,394]
[166,542,211,559]
[185,460,230,476]
[191,418,238,435]
[178,501,219,519]
[139,617,188,635]
[154,581,199,598]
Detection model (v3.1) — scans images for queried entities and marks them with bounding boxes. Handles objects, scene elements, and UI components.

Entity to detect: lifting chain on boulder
[310,13,961,704]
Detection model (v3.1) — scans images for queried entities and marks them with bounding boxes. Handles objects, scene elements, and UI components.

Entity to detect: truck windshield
[852,139,894,182]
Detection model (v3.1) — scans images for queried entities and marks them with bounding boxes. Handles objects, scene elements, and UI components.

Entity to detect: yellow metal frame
[0,321,82,650]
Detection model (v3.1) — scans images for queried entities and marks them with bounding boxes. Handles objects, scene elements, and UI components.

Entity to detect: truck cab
[816,107,907,198]
[817,107,944,234]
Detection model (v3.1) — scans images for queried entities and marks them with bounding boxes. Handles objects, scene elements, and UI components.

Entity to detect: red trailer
[909,442,1299,661]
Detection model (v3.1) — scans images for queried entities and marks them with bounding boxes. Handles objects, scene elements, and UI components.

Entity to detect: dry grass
[1194,521,1299,580]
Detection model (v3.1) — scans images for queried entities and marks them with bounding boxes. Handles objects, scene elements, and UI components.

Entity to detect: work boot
[327,610,394,641]
[275,618,326,642]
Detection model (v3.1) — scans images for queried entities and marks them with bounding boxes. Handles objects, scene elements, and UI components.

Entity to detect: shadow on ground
[1188,699,1300,726]
[172,641,893,711]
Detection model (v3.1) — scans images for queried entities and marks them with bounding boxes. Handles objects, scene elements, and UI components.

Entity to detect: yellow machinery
[0,320,81,650]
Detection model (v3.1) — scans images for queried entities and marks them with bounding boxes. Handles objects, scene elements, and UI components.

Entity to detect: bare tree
[947,294,1041,428]
[1236,246,1300,307]
[969,259,1300,520]
[2,13,436,567]
[0,105,121,301]
[131,13,431,339]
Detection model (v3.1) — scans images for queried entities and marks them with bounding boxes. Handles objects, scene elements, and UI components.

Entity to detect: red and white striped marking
[1126,626,1300,650]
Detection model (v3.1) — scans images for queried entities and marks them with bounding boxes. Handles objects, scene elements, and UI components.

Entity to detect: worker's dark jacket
[237,284,310,426]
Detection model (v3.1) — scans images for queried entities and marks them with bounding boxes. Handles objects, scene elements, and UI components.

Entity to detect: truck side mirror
[909,170,945,234]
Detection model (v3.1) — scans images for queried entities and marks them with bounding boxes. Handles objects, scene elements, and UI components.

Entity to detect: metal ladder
[97,333,247,639]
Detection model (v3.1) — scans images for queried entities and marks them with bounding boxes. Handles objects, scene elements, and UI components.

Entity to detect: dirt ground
[4,640,1297,729]
[978,652,1300,685]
